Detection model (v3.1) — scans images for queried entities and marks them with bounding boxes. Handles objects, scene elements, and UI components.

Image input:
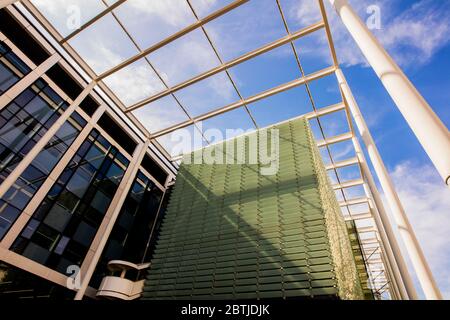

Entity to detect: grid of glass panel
[90,170,164,287]
[11,0,392,295]
[0,78,69,185]
[10,129,129,274]
[0,111,87,239]
[0,41,31,94]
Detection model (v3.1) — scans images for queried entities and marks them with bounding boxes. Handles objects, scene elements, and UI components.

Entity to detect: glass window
[21,218,39,239]
[84,143,107,168]
[104,162,125,185]
[0,62,19,93]
[23,95,55,123]
[43,204,72,233]
[72,221,96,247]
[56,190,80,213]
[90,169,165,287]
[15,88,36,107]
[5,180,36,210]
[65,167,94,198]
[11,129,129,274]
[54,256,73,274]
[0,79,68,186]
[93,175,118,198]
[103,239,124,261]
[0,261,75,299]
[0,42,31,94]
[22,242,51,265]
[90,190,111,214]
[54,236,70,255]
[83,206,104,226]
[30,223,60,251]
[0,112,84,240]
[0,201,21,239]
[62,240,87,266]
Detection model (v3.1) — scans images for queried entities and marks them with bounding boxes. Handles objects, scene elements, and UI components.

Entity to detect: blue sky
[26,0,450,298]
[331,0,450,299]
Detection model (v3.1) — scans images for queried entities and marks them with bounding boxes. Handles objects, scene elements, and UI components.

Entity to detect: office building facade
[0,3,375,301]
[0,8,176,299]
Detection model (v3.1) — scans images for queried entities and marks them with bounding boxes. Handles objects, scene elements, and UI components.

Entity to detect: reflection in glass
[0,85,84,240]
[0,41,31,94]
[11,129,129,273]
[0,79,67,186]
[90,170,165,287]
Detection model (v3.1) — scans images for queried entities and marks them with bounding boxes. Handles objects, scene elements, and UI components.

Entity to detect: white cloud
[328,140,355,161]
[289,0,450,68]
[86,44,122,75]
[125,0,195,27]
[289,0,322,26]
[148,28,221,86]
[204,0,287,61]
[387,161,450,298]
[188,0,221,16]
[102,59,166,106]
[375,0,450,66]
[132,95,189,133]
[31,0,106,36]
[136,27,239,124]
[68,13,139,74]
[174,71,239,116]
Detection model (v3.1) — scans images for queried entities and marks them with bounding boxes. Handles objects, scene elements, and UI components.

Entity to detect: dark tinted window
[0,10,49,65]
[0,112,86,240]
[98,113,136,156]
[142,154,168,186]
[45,63,83,101]
[79,95,99,116]
[11,129,130,274]
[90,170,164,287]
[0,79,68,189]
[0,41,31,94]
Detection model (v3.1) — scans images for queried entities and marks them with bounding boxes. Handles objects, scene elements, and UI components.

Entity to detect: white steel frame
[1,0,447,300]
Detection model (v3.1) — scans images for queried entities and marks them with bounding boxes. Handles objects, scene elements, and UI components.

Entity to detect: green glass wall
[143,117,364,300]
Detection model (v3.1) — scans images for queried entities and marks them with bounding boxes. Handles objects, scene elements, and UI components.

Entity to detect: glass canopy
[16,0,392,299]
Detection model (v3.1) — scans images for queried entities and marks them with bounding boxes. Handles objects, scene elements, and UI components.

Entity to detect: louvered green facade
[346,220,374,300]
[142,117,364,300]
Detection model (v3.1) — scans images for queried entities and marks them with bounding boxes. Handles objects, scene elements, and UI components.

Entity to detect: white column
[337,68,441,299]
[352,138,414,299]
[329,0,450,186]
[0,0,18,8]
[360,180,404,300]
[74,140,150,300]
[377,238,401,300]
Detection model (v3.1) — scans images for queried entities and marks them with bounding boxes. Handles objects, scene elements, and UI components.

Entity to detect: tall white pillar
[337,68,441,299]
[360,179,404,300]
[328,0,450,186]
[351,137,415,299]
